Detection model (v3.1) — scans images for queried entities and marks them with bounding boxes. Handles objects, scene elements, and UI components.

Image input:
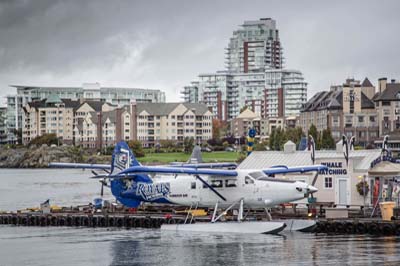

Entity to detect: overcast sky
[1,0,400,105]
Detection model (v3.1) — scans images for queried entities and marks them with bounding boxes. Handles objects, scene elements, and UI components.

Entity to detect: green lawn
[139,151,242,164]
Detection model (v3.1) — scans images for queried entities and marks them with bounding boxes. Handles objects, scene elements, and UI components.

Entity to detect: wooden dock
[2,207,400,236]
[0,213,185,229]
[315,219,400,235]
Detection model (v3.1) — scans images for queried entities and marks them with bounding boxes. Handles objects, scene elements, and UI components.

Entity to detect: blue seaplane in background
[50,141,327,234]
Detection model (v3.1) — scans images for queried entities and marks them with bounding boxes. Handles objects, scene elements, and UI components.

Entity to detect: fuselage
[121,170,316,208]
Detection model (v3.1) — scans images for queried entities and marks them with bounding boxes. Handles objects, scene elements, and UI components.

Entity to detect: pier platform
[0,213,184,229]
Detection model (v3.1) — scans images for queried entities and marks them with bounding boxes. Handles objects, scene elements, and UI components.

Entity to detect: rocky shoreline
[0,145,110,168]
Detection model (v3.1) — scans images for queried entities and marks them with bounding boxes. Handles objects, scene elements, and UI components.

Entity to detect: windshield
[249,171,296,183]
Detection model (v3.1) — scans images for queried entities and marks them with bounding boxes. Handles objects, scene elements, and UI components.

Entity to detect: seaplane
[50,141,327,234]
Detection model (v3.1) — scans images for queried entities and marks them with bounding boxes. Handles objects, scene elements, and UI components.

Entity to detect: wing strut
[195,175,226,201]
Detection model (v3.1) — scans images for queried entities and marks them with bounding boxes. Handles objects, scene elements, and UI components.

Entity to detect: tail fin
[111,141,140,174]
[110,141,148,208]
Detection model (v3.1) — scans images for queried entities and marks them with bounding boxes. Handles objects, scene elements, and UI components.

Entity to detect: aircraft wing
[263,165,327,175]
[119,166,238,176]
[49,162,112,170]
[168,162,237,169]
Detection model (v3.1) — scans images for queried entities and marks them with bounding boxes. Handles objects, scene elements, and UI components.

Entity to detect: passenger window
[225,180,237,188]
[191,182,196,189]
[245,176,254,184]
[211,180,223,188]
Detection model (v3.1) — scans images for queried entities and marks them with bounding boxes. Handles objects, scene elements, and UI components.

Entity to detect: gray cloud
[1,0,400,105]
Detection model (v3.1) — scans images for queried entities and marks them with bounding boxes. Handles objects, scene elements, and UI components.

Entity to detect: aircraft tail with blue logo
[110,141,152,208]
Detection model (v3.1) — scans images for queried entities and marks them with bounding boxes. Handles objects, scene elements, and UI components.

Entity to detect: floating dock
[315,219,400,235]
[0,213,184,229]
[1,213,400,235]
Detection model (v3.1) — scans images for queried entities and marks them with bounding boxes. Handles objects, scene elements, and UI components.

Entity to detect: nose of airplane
[307,185,318,193]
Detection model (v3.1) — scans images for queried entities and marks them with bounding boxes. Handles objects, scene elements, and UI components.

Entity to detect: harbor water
[1,169,400,265]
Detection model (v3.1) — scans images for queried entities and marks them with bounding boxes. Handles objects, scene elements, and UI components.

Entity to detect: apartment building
[131,102,213,147]
[230,108,291,139]
[226,18,283,72]
[373,78,400,153]
[182,18,307,121]
[74,107,131,149]
[22,95,80,145]
[5,82,165,143]
[0,107,7,144]
[300,78,378,147]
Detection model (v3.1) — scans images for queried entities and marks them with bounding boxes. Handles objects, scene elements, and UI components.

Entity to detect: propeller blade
[100,181,104,197]
[311,172,318,186]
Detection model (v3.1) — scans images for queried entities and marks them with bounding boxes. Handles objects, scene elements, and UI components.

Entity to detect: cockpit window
[245,176,255,184]
[249,172,266,179]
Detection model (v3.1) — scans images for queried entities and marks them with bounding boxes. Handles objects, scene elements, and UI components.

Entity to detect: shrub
[127,140,145,157]
[29,134,60,147]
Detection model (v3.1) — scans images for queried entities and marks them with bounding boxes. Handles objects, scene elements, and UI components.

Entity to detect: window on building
[324,177,333,189]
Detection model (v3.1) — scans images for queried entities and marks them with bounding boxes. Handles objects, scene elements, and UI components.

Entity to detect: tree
[308,124,318,144]
[320,128,335,149]
[272,127,286,151]
[254,140,268,151]
[269,129,276,150]
[285,127,304,147]
[212,119,222,139]
[183,137,194,154]
[160,140,175,150]
[127,140,145,157]
[269,127,304,151]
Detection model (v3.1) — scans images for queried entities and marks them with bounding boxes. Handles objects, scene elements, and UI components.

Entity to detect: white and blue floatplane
[50,141,327,234]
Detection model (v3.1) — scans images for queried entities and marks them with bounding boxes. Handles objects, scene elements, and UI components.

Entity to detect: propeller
[91,170,105,197]
[100,179,107,197]
[306,172,319,206]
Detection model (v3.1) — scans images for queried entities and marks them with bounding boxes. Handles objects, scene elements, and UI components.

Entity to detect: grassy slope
[138,151,241,164]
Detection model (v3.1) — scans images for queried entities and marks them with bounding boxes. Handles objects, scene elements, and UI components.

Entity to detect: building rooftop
[137,103,210,116]
[25,98,80,110]
[237,109,258,119]
[361,77,374,87]
[302,88,375,112]
[238,149,382,171]
[374,82,400,101]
